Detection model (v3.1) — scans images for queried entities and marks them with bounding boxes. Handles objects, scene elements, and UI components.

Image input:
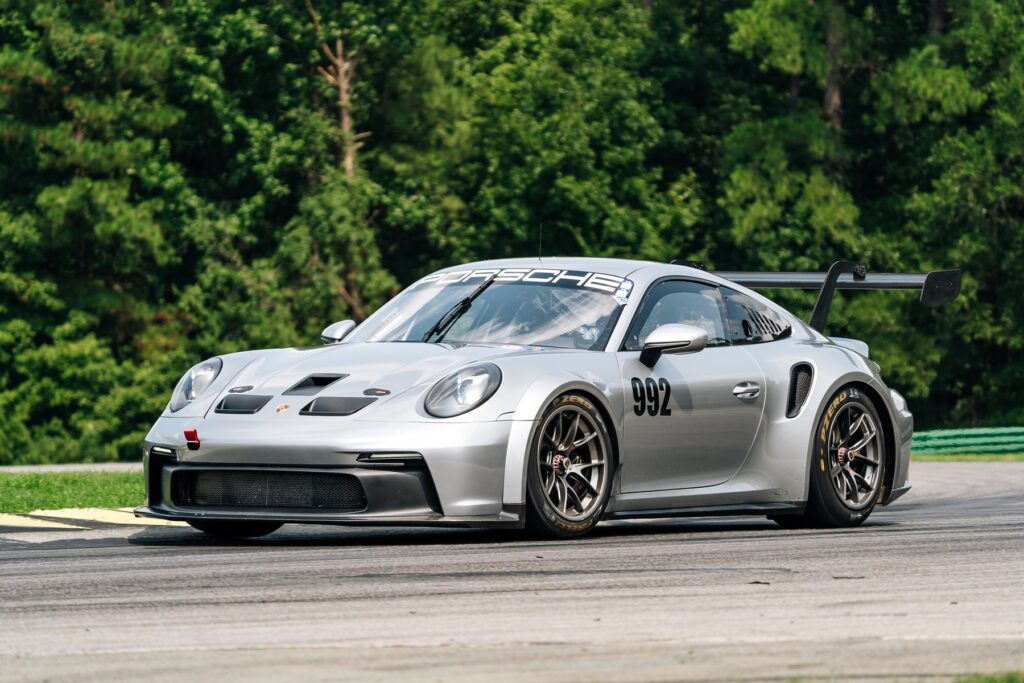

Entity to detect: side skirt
[604,501,803,520]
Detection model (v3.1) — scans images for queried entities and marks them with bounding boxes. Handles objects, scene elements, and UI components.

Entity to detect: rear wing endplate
[707,260,961,334]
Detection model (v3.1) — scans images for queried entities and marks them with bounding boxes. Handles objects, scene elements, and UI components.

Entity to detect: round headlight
[168,358,223,412]
[424,363,501,418]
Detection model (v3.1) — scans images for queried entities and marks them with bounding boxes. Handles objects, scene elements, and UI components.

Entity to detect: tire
[187,520,283,538]
[525,393,614,539]
[771,385,887,529]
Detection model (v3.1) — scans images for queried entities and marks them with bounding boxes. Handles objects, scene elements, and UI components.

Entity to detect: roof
[435,256,661,279]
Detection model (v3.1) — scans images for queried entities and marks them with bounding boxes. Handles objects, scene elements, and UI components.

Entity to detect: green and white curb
[0,508,185,530]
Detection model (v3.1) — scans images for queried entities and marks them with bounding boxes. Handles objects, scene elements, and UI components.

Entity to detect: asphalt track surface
[0,462,1021,682]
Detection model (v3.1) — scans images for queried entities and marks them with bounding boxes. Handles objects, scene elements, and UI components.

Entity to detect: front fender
[500,372,620,507]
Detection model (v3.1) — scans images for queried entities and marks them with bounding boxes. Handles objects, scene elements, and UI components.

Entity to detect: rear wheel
[525,393,613,539]
[771,385,886,528]
[187,520,283,538]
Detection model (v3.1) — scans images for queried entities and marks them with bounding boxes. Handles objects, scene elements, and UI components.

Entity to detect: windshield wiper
[421,273,499,343]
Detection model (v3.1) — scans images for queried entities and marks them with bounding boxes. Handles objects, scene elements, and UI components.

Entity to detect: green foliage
[1,0,1022,463]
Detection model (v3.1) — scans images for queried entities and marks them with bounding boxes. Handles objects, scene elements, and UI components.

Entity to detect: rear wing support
[711,261,961,334]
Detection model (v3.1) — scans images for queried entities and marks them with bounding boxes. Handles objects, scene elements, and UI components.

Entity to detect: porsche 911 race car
[136,257,960,538]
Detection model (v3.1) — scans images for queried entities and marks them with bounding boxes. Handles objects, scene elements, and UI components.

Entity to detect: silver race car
[137,257,960,539]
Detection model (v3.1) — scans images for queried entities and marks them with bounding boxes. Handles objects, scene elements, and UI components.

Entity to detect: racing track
[0,462,1021,682]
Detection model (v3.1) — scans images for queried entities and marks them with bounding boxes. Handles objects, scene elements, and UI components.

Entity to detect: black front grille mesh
[178,470,367,511]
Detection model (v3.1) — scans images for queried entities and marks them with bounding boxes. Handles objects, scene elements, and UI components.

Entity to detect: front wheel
[771,385,887,529]
[187,520,283,538]
[525,393,613,539]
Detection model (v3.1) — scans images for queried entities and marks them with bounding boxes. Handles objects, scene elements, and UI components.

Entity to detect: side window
[624,280,729,351]
[720,287,791,344]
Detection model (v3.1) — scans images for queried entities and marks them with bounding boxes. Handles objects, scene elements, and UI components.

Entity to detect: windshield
[347,268,632,351]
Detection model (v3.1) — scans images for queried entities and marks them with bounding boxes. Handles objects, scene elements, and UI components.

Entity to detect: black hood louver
[284,373,348,396]
[300,396,376,416]
[215,394,273,414]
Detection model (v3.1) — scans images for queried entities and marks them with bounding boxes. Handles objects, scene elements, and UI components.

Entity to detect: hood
[198,341,536,417]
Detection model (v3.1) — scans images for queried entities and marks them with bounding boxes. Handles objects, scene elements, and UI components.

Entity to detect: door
[617,279,766,492]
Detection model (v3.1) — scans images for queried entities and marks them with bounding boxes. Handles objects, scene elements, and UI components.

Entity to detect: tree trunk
[306,0,366,183]
[336,38,356,182]
[823,0,845,129]
[928,0,947,35]
[788,73,801,114]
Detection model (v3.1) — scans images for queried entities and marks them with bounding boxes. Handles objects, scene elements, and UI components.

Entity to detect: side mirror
[321,320,356,345]
[639,323,707,368]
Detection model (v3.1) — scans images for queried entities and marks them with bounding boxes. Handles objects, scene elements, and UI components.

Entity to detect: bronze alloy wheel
[526,394,613,538]
[825,400,883,510]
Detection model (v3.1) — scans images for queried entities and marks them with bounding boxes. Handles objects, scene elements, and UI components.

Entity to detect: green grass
[912,454,1024,462]
[956,675,1024,683]
[0,472,144,514]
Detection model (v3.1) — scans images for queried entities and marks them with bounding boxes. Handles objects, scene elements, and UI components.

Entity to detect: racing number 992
[631,377,672,417]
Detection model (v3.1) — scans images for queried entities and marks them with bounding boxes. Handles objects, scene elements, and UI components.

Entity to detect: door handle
[733,381,760,400]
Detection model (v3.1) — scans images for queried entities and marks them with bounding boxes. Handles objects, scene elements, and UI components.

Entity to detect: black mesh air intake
[175,470,367,511]
[786,364,813,418]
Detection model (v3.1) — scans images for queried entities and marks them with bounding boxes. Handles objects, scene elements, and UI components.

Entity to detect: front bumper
[136,415,527,528]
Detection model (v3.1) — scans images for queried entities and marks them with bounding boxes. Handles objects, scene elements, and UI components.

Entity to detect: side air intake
[786,364,813,418]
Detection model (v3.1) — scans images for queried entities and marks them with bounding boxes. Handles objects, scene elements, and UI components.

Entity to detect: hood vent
[300,396,376,416]
[284,373,348,396]
[215,394,273,414]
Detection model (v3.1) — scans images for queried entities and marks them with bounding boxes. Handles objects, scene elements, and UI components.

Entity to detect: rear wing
[677,260,961,334]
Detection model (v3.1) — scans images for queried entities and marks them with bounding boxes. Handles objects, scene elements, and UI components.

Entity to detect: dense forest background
[1,0,1022,463]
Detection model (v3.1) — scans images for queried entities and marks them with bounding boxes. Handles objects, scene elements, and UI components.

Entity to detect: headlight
[168,358,223,412]
[424,363,501,418]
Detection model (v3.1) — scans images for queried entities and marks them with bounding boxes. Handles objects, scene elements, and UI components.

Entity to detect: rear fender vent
[284,373,348,396]
[214,394,272,414]
[300,396,376,416]
[786,363,813,418]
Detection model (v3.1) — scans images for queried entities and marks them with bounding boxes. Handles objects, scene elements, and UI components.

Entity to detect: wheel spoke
[848,428,877,453]
[568,471,599,498]
[844,470,860,504]
[850,469,872,491]
[550,418,563,449]
[572,431,598,449]
[561,479,573,515]
[840,412,866,446]
[573,461,604,470]
[565,482,585,513]
[561,413,581,450]
[850,453,878,466]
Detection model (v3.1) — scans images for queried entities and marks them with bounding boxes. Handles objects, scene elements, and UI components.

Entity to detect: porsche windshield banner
[418,267,633,300]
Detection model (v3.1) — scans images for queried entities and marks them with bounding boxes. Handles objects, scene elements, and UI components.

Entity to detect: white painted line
[0,513,86,530]
[29,508,187,527]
